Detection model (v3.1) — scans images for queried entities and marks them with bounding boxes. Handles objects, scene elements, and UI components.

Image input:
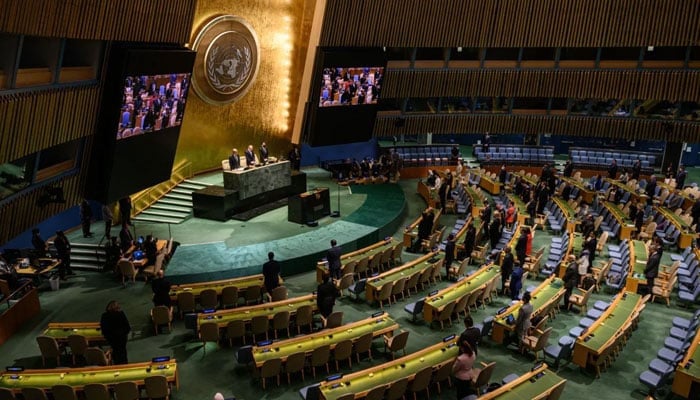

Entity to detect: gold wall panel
[382,69,700,102]
[176,0,317,172]
[374,113,700,143]
[0,84,100,164]
[321,0,700,47]
[0,0,196,43]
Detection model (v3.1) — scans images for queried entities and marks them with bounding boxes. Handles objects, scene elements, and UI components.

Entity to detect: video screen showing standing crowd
[319,67,383,107]
[116,73,191,140]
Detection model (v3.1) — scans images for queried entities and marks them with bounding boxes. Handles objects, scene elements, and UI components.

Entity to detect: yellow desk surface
[196,294,317,329]
[318,337,459,400]
[252,313,398,367]
[316,239,395,283]
[626,240,648,293]
[657,207,697,249]
[14,258,60,276]
[169,274,271,301]
[423,264,501,322]
[672,324,700,398]
[365,252,441,303]
[0,360,178,392]
[603,202,635,240]
[572,292,642,368]
[478,363,565,400]
[42,322,104,343]
[492,276,565,344]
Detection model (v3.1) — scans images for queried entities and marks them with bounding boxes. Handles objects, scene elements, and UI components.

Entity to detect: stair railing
[131,159,193,218]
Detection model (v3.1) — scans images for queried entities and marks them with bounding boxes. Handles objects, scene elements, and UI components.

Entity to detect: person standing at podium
[245,145,255,167]
[259,142,269,164]
[228,148,241,170]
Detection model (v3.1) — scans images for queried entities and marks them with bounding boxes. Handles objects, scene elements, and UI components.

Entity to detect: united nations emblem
[191,15,260,105]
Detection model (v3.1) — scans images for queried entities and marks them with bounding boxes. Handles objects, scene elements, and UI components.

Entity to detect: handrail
[131,159,192,217]
[1,280,34,311]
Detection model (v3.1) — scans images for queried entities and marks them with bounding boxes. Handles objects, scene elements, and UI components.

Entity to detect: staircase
[70,242,107,271]
[132,179,210,224]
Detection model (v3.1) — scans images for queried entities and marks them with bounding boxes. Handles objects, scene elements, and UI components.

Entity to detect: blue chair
[672,310,700,329]
[593,301,610,311]
[544,335,574,369]
[569,326,584,338]
[638,369,670,398]
[474,316,494,339]
[404,298,425,322]
[501,373,519,385]
[348,279,366,301]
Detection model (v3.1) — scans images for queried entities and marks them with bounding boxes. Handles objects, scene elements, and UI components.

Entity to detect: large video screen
[319,67,383,107]
[117,73,190,140]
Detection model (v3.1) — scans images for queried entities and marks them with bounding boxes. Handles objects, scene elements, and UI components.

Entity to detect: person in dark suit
[459,315,481,355]
[631,159,642,181]
[326,240,342,279]
[151,270,172,308]
[645,176,657,205]
[489,215,502,250]
[31,228,47,253]
[119,223,134,254]
[515,229,528,265]
[54,230,72,279]
[563,255,579,310]
[414,209,434,252]
[288,145,301,171]
[245,145,256,167]
[607,159,618,179]
[676,165,687,190]
[316,274,339,318]
[462,222,476,261]
[100,301,131,365]
[500,247,514,295]
[119,196,132,225]
[228,148,241,170]
[259,142,269,164]
[645,246,661,294]
[143,235,158,265]
[80,199,93,238]
[262,252,281,293]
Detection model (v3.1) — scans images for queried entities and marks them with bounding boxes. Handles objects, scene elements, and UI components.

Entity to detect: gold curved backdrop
[176,0,317,172]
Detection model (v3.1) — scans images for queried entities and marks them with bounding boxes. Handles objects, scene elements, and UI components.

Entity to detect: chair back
[386,377,409,400]
[388,330,410,353]
[391,277,407,297]
[245,285,263,304]
[152,305,172,325]
[177,291,196,314]
[355,257,370,277]
[251,315,269,336]
[453,294,469,316]
[341,260,357,276]
[0,388,14,400]
[354,332,373,354]
[547,379,567,400]
[85,347,109,366]
[391,242,404,264]
[365,385,387,400]
[311,344,330,367]
[20,388,47,400]
[67,334,88,357]
[118,260,135,276]
[200,321,220,342]
[377,281,394,302]
[226,320,246,345]
[144,375,169,399]
[83,384,111,400]
[113,381,140,400]
[295,305,313,327]
[50,385,77,400]
[337,274,354,292]
[273,310,290,330]
[535,327,553,352]
[36,336,60,357]
[410,366,432,392]
[285,351,306,374]
[324,311,343,328]
[199,289,219,310]
[270,286,288,302]
[474,361,496,390]
[221,286,239,308]
[334,339,353,362]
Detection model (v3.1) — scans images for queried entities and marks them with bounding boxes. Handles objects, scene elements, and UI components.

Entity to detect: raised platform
[163,183,406,284]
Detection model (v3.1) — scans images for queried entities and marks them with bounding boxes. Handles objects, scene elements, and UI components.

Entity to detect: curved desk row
[252,312,398,367]
[197,294,317,330]
[318,337,459,400]
[42,322,104,344]
[492,276,565,344]
[316,238,396,284]
[0,360,178,392]
[365,252,443,303]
